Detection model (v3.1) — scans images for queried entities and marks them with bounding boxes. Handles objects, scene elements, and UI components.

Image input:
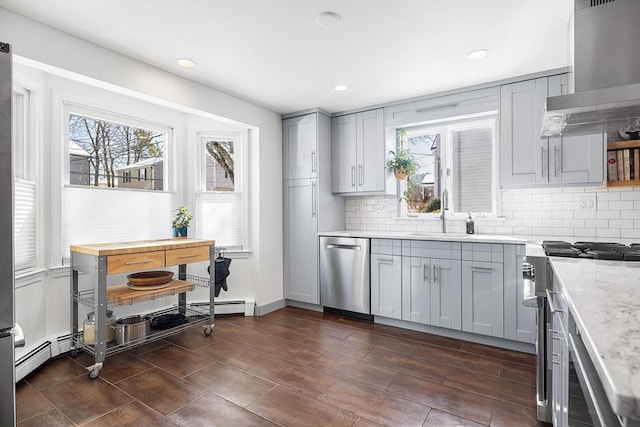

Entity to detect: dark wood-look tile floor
[16,307,551,426]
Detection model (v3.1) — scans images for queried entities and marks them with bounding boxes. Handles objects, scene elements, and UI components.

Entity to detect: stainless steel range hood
[541,0,640,137]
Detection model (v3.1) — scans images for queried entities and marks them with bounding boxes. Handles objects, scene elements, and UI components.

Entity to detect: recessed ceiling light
[468,49,489,60]
[176,58,197,69]
[316,11,341,26]
[334,84,349,92]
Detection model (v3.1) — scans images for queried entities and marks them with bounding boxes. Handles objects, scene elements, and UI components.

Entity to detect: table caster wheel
[87,369,100,379]
[204,326,213,335]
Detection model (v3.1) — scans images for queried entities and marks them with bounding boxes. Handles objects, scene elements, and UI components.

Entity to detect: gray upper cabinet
[499,74,604,188]
[283,113,318,180]
[331,108,386,194]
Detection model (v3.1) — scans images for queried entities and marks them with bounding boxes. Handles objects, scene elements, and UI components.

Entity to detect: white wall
[1,8,285,360]
[346,186,640,244]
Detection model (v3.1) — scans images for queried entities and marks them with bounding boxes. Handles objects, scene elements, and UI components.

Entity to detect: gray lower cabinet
[371,239,402,319]
[500,74,604,188]
[549,286,569,427]
[461,260,504,337]
[371,239,531,344]
[401,240,462,330]
[284,179,318,303]
[461,243,505,338]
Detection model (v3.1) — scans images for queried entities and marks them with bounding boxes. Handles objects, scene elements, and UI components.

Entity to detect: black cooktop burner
[542,240,640,261]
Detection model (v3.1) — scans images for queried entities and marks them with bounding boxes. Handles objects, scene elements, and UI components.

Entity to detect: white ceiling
[0,0,573,115]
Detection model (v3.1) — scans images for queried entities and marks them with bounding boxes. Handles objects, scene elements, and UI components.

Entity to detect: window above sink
[394,113,498,218]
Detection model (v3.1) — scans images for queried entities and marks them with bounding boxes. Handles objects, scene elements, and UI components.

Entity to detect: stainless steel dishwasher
[319,236,370,314]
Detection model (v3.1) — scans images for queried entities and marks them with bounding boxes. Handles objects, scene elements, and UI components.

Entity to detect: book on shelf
[635,148,640,182]
[624,149,631,181]
[617,150,625,180]
[607,151,618,181]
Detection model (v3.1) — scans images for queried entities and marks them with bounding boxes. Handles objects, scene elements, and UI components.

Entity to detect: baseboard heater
[192,299,253,316]
[15,342,51,382]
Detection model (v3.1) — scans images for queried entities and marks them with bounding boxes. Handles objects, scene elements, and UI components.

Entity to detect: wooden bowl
[127,271,174,287]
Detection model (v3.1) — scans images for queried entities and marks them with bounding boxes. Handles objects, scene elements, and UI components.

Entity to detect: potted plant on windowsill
[386,148,417,180]
[172,206,193,238]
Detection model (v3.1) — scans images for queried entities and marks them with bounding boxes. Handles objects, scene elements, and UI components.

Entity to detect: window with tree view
[205,139,234,191]
[68,113,165,190]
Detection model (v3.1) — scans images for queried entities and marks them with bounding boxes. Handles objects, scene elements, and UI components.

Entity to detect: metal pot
[115,315,150,345]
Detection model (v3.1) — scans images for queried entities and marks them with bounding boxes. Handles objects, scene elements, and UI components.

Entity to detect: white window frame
[12,79,41,275]
[196,130,250,251]
[63,102,172,191]
[397,112,499,218]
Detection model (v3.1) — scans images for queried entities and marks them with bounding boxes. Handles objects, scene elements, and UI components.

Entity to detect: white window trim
[196,129,250,251]
[395,112,501,219]
[62,101,173,191]
[13,75,43,274]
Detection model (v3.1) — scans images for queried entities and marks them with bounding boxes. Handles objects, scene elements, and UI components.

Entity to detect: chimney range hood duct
[541,0,640,137]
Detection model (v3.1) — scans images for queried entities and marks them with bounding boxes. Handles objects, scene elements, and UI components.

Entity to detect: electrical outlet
[577,195,596,211]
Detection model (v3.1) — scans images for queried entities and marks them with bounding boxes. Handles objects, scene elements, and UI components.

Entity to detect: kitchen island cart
[70,238,215,379]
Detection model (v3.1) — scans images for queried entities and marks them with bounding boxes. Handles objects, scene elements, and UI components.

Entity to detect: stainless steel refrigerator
[0,41,16,427]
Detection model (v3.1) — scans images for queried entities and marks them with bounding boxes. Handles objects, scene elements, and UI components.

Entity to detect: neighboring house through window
[400,116,497,216]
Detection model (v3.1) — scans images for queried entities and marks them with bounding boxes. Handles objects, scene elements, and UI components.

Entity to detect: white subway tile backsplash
[552,211,574,219]
[621,210,640,219]
[597,192,621,201]
[596,228,621,239]
[573,228,597,238]
[551,193,574,202]
[596,210,621,220]
[563,219,585,228]
[608,200,635,210]
[345,186,640,243]
[620,192,640,201]
[609,219,634,229]
[585,219,610,228]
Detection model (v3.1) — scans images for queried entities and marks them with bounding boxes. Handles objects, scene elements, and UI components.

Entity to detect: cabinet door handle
[540,146,545,178]
[433,264,439,282]
[377,257,394,264]
[311,150,317,173]
[176,254,199,259]
[423,263,430,282]
[311,181,317,217]
[471,266,492,272]
[351,165,356,187]
[554,146,560,177]
[125,260,155,266]
[358,164,363,187]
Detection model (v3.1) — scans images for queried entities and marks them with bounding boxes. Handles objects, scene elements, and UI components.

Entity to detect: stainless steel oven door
[568,328,621,427]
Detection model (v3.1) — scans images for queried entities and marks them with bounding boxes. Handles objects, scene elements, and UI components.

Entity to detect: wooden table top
[70,238,215,256]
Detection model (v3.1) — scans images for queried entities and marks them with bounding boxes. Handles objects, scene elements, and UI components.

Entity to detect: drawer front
[166,245,210,266]
[107,251,165,274]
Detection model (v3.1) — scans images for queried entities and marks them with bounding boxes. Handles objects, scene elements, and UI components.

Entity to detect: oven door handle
[568,333,620,427]
[545,289,564,313]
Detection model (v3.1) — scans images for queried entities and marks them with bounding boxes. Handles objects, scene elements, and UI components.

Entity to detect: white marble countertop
[550,257,640,420]
[319,230,534,245]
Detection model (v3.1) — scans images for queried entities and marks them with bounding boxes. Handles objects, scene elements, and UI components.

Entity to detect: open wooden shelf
[607,139,640,187]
